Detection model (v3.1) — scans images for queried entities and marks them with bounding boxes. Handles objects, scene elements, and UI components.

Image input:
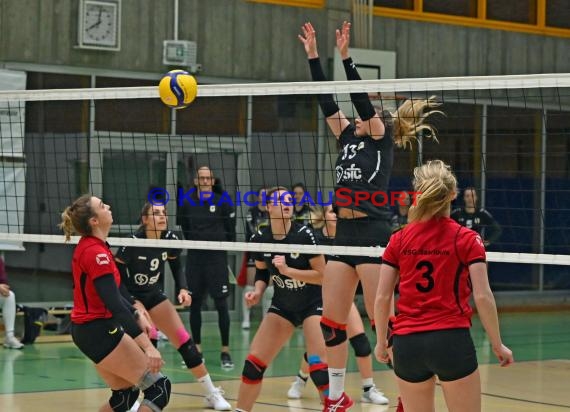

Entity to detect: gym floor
[1,311,569,411]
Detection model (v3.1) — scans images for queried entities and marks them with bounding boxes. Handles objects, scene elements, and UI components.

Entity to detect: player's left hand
[178,289,192,307]
[272,255,289,275]
[374,340,391,364]
[0,283,10,297]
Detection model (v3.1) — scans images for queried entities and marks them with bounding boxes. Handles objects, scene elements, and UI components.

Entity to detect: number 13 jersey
[382,217,486,335]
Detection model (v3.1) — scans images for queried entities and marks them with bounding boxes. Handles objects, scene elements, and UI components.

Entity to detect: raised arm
[298,22,350,138]
[336,21,385,140]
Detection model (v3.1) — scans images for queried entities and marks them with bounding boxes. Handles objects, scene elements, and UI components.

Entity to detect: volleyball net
[0,73,569,290]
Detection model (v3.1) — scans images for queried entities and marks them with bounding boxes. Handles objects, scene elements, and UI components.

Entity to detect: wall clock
[78,0,121,51]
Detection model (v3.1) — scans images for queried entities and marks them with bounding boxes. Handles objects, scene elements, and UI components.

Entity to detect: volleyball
[158,70,198,109]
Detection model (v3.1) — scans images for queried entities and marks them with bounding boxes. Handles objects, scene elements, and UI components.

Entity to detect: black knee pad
[178,338,203,369]
[142,375,171,411]
[241,354,266,384]
[307,355,329,393]
[349,333,372,357]
[109,387,140,412]
[320,317,347,347]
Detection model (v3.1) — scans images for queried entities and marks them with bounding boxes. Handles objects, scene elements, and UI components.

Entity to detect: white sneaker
[241,320,250,330]
[3,336,24,349]
[287,376,307,399]
[204,387,231,410]
[361,385,389,405]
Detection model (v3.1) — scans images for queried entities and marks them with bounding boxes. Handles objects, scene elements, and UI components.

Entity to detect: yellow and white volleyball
[158,70,198,109]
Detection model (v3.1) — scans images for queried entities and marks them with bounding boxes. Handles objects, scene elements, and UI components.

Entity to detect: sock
[328,368,346,400]
[1,291,16,338]
[298,370,309,381]
[362,377,374,391]
[198,373,217,394]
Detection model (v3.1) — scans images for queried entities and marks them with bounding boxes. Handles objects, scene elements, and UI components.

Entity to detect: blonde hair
[408,160,457,223]
[389,96,443,149]
[309,205,326,230]
[59,194,95,241]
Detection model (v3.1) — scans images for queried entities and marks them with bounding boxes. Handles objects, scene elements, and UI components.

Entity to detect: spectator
[451,187,502,247]
[391,192,411,232]
[178,166,236,369]
[0,255,24,349]
[292,182,311,226]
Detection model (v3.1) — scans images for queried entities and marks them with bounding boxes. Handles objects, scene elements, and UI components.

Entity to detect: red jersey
[382,217,486,335]
[71,236,121,324]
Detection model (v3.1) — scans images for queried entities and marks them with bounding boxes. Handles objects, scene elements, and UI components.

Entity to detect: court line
[481,391,570,409]
[172,391,322,410]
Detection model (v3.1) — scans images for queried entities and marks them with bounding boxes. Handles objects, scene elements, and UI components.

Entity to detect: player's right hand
[144,346,164,374]
[244,290,261,308]
[298,22,318,59]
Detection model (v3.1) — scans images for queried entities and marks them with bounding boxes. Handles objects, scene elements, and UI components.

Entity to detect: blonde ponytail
[408,160,457,223]
[391,96,443,149]
[58,194,94,241]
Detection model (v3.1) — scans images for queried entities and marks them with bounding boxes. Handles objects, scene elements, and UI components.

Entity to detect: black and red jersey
[382,217,486,335]
[71,236,120,324]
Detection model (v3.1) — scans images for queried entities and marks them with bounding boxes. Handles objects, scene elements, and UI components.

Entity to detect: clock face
[82,1,119,48]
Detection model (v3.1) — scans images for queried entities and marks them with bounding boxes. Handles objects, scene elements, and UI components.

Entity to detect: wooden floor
[1,311,569,411]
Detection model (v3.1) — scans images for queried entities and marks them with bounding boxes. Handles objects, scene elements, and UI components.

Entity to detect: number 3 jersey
[114,229,185,294]
[250,222,322,312]
[382,217,486,335]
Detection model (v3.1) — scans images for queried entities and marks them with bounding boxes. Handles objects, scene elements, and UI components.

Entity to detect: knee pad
[141,376,171,411]
[307,355,329,394]
[109,387,140,412]
[320,317,347,347]
[178,338,203,369]
[349,333,372,357]
[241,354,266,384]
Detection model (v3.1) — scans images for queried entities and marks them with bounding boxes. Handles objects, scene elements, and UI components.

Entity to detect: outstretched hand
[298,22,318,59]
[335,21,351,60]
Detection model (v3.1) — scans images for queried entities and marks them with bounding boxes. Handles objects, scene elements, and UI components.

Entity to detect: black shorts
[328,218,391,267]
[132,289,168,311]
[186,250,229,299]
[267,300,323,327]
[393,328,478,383]
[71,318,125,364]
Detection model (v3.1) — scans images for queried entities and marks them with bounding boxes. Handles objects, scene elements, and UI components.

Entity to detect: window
[423,0,476,17]
[374,0,414,10]
[546,0,570,29]
[486,0,537,24]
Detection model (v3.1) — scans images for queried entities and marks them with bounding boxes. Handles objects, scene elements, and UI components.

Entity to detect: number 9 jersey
[382,217,486,335]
